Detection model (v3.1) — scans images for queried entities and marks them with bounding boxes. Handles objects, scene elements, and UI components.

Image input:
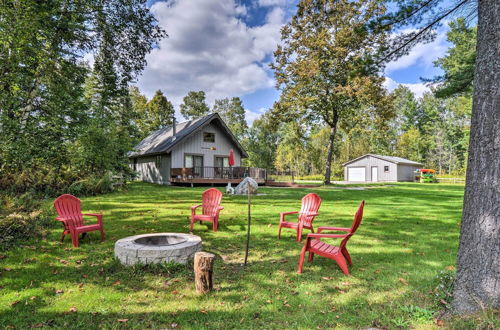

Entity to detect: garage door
[348,167,366,181]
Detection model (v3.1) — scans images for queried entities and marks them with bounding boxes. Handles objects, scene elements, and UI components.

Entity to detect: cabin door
[193,155,203,178]
[371,166,378,182]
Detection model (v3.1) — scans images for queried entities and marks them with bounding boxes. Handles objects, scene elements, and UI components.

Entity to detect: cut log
[194,252,215,293]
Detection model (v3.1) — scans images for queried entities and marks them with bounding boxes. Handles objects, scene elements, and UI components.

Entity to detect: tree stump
[194,252,215,293]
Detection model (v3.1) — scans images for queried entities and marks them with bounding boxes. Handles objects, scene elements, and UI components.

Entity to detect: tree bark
[194,252,215,294]
[324,113,339,185]
[452,0,500,313]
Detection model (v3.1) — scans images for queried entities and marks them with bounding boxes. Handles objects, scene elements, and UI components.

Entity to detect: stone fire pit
[115,233,202,266]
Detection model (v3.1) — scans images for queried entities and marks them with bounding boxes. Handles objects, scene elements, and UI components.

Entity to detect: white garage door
[348,167,366,181]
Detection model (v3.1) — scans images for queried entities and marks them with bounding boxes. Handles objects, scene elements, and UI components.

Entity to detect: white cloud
[137,0,285,118]
[383,77,430,98]
[385,28,449,74]
[257,0,287,6]
[245,109,262,125]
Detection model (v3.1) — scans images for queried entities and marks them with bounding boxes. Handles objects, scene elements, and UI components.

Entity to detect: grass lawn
[0,182,497,329]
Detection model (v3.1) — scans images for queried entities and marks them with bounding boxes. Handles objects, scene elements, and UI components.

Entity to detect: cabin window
[203,132,215,143]
[185,154,203,168]
[155,156,162,168]
[215,156,229,168]
[384,166,389,172]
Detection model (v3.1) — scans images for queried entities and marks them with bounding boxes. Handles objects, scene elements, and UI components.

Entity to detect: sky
[137,0,452,124]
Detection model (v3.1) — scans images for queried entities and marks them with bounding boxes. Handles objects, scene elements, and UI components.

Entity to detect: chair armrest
[56,217,68,222]
[82,213,103,225]
[191,205,202,210]
[82,213,102,217]
[217,206,224,210]
[306,233,349,239]
[281,211,299,215]
[317,226,351,233]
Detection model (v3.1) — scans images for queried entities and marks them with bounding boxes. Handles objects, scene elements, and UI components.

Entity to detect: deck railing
[171,167,267,181]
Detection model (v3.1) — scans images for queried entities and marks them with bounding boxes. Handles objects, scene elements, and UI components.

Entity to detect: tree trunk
[452,0,500,313]
[324,113,339,184]
[194,252,215,294]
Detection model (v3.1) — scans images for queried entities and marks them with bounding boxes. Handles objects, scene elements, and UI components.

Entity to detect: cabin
[343,154,423,182]
[128,113,266,185]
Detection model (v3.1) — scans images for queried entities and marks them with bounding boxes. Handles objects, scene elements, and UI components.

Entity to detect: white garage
[343,154,423,182]
[347,167,366,181]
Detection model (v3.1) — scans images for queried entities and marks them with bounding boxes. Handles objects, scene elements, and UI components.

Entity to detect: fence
[436,177,466,184]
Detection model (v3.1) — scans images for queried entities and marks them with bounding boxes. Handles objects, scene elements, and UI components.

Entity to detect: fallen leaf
[59,259,68,264]
[0,255,6,259]
[200,310,208,314]
[75,260,82,264]
[171,290,179,295]
[52,270,59,275]
[30,296,36,300]
[440,299,448,305]
[445,265,455,271]
[117,319,128,323]
[55,289,64,294]
[267,224,272,227]
[399,278,408,285]
[322,277,333,281]
[82,274,88,278]
[10,300,20,306]
[30,323,44,328]
[69,307,77,313]
[436,319,445,327]
[78,283,84,288]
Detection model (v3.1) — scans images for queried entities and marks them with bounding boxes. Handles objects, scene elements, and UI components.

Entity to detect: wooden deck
[170,177,266,185]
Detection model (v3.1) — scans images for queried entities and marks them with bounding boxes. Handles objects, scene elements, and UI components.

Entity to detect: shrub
[0,193,53,250]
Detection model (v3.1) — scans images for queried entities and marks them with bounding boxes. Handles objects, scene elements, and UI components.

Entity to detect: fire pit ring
[115,233,202,266]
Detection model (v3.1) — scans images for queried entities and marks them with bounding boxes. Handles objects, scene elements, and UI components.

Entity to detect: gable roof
[343,154,423,166]
[128,113,248,158]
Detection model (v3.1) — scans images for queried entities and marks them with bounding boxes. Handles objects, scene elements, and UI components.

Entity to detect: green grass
[0,182,497,329]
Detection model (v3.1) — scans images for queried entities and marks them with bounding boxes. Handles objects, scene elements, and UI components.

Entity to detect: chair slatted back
[54,194,84,227]
[298,193,322,227]
[340,200,365,250]
[202,188,223,216]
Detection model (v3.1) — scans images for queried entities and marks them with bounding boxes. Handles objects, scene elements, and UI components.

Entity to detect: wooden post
[194,252,215,293]
[244,181,251,265]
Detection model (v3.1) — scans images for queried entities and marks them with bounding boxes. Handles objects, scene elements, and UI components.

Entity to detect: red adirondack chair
[54,194,105,247]
[190,188,224,232]
[298,200,365,275]
[278,193,322,242]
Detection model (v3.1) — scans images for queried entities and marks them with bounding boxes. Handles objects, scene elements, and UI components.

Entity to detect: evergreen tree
[180,91,210,120]
[213,97,248,139]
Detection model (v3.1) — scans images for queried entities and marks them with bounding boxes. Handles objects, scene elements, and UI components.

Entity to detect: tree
[180,91,210,120]
[383,0,498,314]
[431,18,476,98]
[213,97,248,139]
[129,87,150,138]
[146,90,174,131]
[0,0,164,191]
[452,0,500,313]
[242,111,278,169]
[272,0,391,184]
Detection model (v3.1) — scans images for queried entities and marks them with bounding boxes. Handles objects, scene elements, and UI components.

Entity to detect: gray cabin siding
[131,154,171,184]
[171,123,242,168]
[344,156,397,182]
[397,164,420,181]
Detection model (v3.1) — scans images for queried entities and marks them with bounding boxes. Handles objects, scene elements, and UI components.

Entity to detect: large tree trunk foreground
[452,0,500,313]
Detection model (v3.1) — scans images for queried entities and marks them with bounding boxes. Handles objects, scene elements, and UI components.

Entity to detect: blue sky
[138,0,451,124]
